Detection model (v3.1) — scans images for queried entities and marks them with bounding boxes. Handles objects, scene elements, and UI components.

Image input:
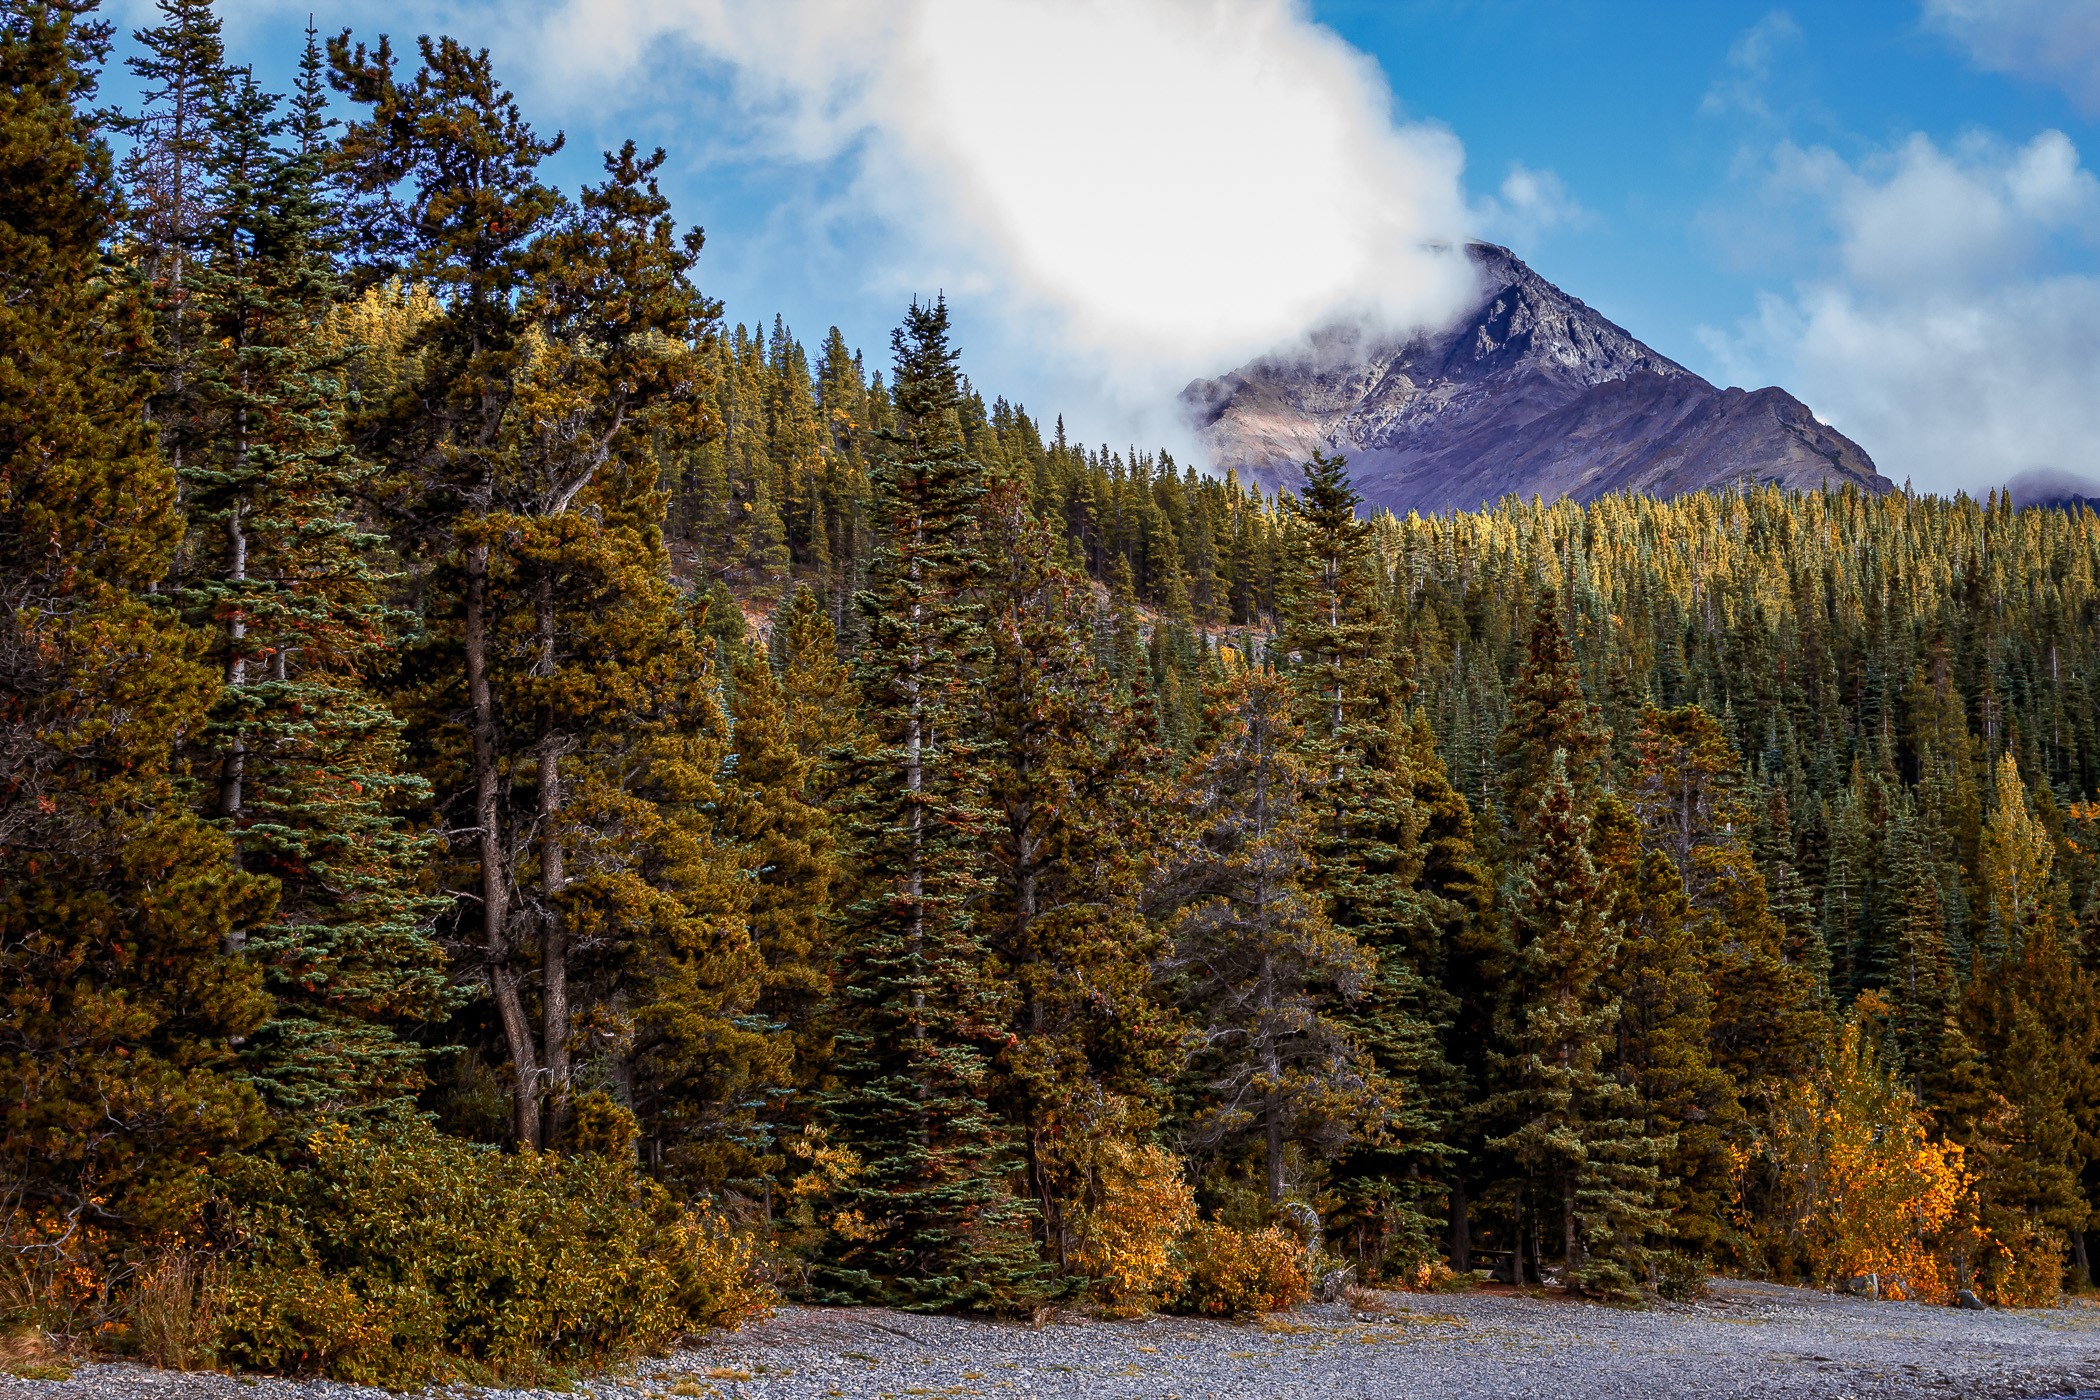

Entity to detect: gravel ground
[6,1280,2100,1400]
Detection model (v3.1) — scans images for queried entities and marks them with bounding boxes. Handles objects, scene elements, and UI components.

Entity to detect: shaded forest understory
[4,0,2099,1384]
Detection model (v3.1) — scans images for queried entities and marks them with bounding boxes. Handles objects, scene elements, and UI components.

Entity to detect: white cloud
[270,0,1487,429]
[1702,129,2100,495]
[1922,0,2100,115]
[1475,162,1592,245]
[1700,9,1804,120]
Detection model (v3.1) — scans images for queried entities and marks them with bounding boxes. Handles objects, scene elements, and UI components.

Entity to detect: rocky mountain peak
[1184,242,1889,514]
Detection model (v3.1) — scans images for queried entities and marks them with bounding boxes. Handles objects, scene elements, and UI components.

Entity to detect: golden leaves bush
[1173,1222,1310,1315]
[211,1120,769,1387]
[1064,1138,1312,1317]
[1748,995,1972,1302]
[1069,1140,1196,1315]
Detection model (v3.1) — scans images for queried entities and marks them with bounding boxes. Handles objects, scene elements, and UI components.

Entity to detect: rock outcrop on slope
[1183,242,1891,513]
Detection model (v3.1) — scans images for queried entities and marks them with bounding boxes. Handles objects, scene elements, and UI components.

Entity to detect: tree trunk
[218,502,247,820]
[2075,1227,2092,1288]
[1510,1184,1525,1286]
[467,542,540,1149]
[1265,1083,1285,1206]
[1261,940,1284,1205]
[537,577,570,1149]
[537,740,568,1146]
[1449,1173,1470,1273]
[1563,1168,1579,1284]
[905,560,928,1129]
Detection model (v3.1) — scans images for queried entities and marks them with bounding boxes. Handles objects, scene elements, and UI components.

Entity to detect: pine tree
[1495,584,1609,831]
[817,299,1047,1311]
[0,0,273,1237]
[328,28,570,1147]
[973,483,1180,1267]
[330,32,729,1149]
[111,0,225,478]
[1157,663,1391,1206]
[1404,712,1505,1271]
[160,38,451,1121]
[1955,924,2096,1297]
[1631,703,1821,1093]
[1486,753,1663,1294]
[1275,450,1443,1269]
[1881,806,1950,1095]
[728,630,839,1084]
[1592,798,1741,1258]
[1979,752,2057,962]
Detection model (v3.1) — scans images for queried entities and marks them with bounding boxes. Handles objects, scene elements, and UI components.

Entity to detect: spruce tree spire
[1496,583,1609,831]
[818,297,1047,1311]
[1487,752,1663,1295]
[0,0,274,1237]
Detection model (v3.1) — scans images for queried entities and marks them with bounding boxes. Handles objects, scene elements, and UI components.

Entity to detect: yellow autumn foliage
[211,1120,771,1386]
[1174,1222,1311,1316]
[1069,1139,1197,1315]
[1750,994,1973,1301]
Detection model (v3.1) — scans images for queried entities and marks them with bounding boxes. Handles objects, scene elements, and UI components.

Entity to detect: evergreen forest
[6,0,2100,1381]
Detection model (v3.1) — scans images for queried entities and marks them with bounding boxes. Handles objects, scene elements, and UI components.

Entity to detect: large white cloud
[1922,0,2100,115]
[228,0,1491,432]
[1703,129,2100,496]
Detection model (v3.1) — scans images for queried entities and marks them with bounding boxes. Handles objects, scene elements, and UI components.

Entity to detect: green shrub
[1170,1222,1310,1316]
[1651,1251,1709,1301]
[211,1120,768,1387]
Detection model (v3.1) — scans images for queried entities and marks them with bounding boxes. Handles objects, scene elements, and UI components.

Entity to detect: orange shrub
[1173,1223,1309,1316]
[1749,994,1973,1302]
[1070,1141,1197,1316]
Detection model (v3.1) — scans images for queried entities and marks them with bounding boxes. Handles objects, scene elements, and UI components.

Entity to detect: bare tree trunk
[536,578,570,1149]
[467,542,539,1149]
[1510,1184,1525,1287]
[1563,1169,1579,1283]
[1264,1079,1285,1206]
[1262,946,1284,1205]
[218,502,247,819]
[906,559,927,1123]
[1450,1173,1470,1273]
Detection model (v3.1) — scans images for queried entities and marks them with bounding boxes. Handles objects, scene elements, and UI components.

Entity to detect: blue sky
[121,1,2100,496]
[1330,1,2092,347]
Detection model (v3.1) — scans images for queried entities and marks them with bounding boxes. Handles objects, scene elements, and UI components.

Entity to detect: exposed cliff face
[1184,243,1890,512]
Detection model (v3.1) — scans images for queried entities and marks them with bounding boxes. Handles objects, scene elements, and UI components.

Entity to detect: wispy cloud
[1702,129,2100,495]
[1476,162,1593,246]
[1700,10,1804,121]
[1921,0,2100,115]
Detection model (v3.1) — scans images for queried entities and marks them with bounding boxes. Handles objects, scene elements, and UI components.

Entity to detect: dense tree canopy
[6,4,2099,1365]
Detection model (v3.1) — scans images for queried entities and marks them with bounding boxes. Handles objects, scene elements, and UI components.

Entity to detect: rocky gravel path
[7,1280,2100,1399]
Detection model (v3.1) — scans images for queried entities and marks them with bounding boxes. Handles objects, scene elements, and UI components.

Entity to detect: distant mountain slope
[1183,242,1891,513]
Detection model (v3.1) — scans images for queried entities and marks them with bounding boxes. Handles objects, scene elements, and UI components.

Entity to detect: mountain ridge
[1184,242,1891,513]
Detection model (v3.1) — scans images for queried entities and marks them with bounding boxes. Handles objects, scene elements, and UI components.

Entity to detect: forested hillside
[4,0,2098,1381]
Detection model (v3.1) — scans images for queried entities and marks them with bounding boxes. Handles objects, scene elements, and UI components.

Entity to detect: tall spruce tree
[816,299,1048,1311]
[1274,450,1443,1267]
[1157,663,1391,1206]
[162,41,451,1121]
[1496,584,1609,830]
[0,0,274,1237]
[1486,753,1663,1294]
